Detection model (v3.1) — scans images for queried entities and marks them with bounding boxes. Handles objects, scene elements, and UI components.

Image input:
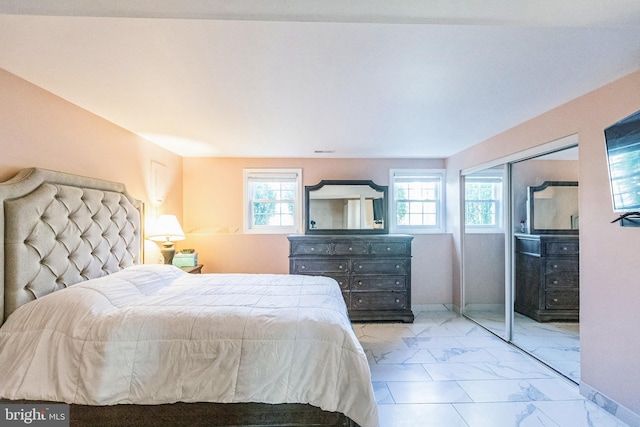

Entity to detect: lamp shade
[147,214,185,242]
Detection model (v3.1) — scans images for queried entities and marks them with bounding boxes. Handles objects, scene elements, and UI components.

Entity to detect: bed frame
[0,168,357,427]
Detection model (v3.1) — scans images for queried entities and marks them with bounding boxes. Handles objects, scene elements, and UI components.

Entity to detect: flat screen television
[604,109,640,213]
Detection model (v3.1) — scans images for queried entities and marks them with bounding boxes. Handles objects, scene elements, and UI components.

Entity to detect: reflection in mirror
[527,181,579,234]
[306,180,388,234]
[511,146,581,384]
[462,165,507,339]
[462,145,581,383]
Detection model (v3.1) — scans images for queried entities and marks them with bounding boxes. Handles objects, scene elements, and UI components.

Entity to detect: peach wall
[447,70,640,419]
[182,157,453,304]
[0,68,184,263]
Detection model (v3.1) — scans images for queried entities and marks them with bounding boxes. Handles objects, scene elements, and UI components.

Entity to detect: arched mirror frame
[305,180,388,235]
[527,181,579,235]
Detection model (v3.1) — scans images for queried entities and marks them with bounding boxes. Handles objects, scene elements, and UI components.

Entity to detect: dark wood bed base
[3,401,358,427]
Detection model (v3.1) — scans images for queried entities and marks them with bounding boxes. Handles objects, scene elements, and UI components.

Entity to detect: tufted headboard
[0,168,142,324]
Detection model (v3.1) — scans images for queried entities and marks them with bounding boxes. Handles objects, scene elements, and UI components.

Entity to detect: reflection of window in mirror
[309,197,378,230]
[464,167,505,233]
[305,181,388,234]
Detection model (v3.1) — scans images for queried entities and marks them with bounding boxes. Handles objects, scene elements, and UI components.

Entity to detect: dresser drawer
[291,259,349,274]
[545,273,579,289]
[352,259,407,275]
[341,292,350,306]
[545,258,578,274]
[323,275,349,291]
[516,238,541,255]
[290,242,331,256]
[545,289,579,309]
[545,241,579,256]
[350,292,407,310]
[297,271,349,291]
[370,242,410,256]
[351,276,406,291]
[333,242,369,255]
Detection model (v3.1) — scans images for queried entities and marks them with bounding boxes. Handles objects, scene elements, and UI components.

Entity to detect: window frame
[243,168,303,234]
[463,168,505,233]
[389,169,446,234]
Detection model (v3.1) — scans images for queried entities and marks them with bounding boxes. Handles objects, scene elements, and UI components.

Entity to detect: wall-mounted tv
[604,109,640,213]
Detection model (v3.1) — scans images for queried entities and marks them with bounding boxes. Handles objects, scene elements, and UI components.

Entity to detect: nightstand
[179,264,203,274]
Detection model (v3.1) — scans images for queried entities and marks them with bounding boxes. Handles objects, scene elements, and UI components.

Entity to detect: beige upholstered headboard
[0,168,142,323]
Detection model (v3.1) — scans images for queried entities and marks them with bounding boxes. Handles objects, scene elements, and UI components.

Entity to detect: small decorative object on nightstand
[180,264,203,274]
[173,249,199,267]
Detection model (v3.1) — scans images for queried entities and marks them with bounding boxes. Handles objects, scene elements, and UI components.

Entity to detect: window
[390,169,445,233]
[244,169,302,234]
[464,170,504,231]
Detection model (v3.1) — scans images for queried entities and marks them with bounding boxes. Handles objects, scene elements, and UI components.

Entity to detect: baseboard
[412,304,454,312]
[580,381,640,427]
[463,303,505,312]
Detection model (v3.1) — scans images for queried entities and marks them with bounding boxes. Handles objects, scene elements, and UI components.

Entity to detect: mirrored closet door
[461,143,580,384]
[510,147,581,383]
[462,165,509,340]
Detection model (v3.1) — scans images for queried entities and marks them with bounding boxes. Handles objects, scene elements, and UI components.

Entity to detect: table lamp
[148,214,185,264]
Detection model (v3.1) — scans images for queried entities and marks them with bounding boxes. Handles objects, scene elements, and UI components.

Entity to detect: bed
[0,168,377,427]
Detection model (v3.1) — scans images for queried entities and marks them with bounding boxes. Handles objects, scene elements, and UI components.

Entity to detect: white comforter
[0,265,378,427]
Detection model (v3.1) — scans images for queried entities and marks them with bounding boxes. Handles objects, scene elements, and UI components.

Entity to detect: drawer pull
[301,265,306,269]
[358,299,363,303]
[395,264,400,269]
[395,298,400,303]
[553,298,559,302]
[562,247,568,251]
[553,280,559,285]
[358,281,363,286]
[553,264,558,269]
[349,247,353,251]
[339,265,344,269]
[386,247,391,251]
[358,265,363,269]
[395,281,400,285]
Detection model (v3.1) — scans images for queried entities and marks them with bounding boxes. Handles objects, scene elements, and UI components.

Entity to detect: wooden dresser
[514,234,579,322]
[288,234,414,323]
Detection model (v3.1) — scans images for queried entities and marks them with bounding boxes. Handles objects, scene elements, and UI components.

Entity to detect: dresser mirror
[305,180,388,234]
[527,181,579,234]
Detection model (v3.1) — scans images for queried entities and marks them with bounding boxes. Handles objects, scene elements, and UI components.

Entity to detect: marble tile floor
[464,309,580,383]
[353,308,626,427]
[512,314,580,384]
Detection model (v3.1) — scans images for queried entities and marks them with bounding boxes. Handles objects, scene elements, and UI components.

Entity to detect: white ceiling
[1,1,639,158]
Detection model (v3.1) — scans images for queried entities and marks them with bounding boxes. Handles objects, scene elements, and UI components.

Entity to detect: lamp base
[161,241,176,265]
